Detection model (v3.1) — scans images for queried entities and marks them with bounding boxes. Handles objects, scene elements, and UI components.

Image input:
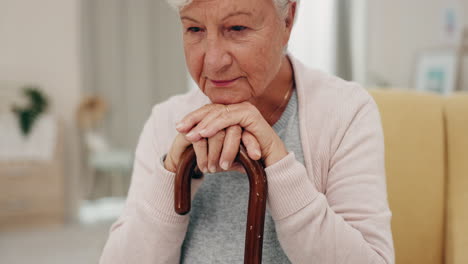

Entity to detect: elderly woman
[100,0,394,263]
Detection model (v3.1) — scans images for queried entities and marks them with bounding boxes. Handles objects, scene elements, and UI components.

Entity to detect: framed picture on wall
[415,50,458,95]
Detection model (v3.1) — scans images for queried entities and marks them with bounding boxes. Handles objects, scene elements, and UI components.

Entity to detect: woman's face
[180,0,292,104]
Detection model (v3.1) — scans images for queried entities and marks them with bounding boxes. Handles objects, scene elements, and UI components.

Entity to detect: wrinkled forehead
[180,0,276,20]
[181,0,274,13]
[183,0,273,7]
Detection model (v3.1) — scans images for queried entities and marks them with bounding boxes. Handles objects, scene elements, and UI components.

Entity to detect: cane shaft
[174,145,268,264]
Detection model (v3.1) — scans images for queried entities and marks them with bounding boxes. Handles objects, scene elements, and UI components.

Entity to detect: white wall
[289,0,336,74]
[0,0,82,220]
[367,0,468,89]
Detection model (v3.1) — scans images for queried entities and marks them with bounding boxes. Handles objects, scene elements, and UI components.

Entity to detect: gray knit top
[181,89,305,263]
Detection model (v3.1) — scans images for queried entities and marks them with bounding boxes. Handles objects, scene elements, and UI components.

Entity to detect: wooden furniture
[174,145,268,264]
[0,119,65,230]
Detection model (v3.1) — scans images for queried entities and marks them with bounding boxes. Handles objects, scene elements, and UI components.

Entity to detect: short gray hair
[166,0,297,18]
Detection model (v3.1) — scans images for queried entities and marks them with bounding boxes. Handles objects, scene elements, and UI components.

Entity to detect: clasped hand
[164,101,288,174]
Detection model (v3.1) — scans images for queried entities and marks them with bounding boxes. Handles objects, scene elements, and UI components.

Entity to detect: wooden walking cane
[174,144,268,264]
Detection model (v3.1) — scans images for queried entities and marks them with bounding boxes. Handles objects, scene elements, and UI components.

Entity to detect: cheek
[184,44,204,83]
[238,38,283,90]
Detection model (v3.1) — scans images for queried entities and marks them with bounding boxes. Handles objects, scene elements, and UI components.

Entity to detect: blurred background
[0,0,467,263]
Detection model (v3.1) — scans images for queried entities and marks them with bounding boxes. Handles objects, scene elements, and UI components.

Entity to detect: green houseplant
[11,86,49,136]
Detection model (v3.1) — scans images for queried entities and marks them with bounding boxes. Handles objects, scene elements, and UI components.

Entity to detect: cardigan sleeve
[99,107,203,264]
[264,98,394,264]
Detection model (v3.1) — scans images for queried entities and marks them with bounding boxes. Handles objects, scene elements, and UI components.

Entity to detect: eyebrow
[181,11,253,24]
[222,11,253,20]
[180,16,200,23]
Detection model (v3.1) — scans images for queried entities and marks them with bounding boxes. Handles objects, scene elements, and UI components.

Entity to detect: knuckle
[232,125,242,135]
[183,116,194,126]
[220,110,230,121]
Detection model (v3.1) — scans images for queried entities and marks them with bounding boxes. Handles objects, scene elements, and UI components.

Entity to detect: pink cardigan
[100,56,394,264]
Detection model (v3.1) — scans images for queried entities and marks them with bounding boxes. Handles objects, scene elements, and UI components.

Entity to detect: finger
[220,125,242,170]
[184,105,227,142]
[192,138,208,174]
[207,129,225,173]
[197,102,275,157]
[164,133,192,172]
[171,133,191,157]
[242,131,262,160]
[176,104,217,133]
[183,102,276,160]
[197,102,260,140]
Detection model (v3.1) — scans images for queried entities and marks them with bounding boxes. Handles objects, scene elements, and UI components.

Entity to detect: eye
[229,25,247,32]
[187,27,203,33]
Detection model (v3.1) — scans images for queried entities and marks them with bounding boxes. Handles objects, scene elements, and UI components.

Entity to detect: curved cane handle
[174,144,268,264]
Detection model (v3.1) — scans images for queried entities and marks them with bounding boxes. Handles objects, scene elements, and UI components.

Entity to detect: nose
[204,35,232,75]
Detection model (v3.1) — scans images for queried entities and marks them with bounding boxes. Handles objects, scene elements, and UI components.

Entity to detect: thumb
[164,133,192,172]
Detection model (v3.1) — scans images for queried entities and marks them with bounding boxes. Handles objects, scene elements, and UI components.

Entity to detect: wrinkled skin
[165,0,296,174]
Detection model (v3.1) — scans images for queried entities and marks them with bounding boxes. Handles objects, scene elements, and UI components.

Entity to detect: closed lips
[211,78,240,84]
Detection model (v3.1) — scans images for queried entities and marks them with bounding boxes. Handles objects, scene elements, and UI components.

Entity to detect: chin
[205,87,249,105]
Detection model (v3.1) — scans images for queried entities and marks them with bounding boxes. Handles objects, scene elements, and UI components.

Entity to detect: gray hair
[166,0,297,19]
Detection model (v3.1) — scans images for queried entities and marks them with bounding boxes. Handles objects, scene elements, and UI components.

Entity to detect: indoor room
[0,0,467,263]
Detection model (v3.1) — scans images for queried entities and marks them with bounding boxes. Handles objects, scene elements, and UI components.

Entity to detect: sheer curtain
[289,0,337,74]
[335,0,368,83]
[289,0,368,83]
[82,0,188,150]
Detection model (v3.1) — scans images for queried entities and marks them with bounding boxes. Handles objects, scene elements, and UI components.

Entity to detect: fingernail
[186,131,195,138]
[202,167,208,174]
[209,165,217,173]
[254,149,261,158]
[221,161,230,170]
[176,121,184,130]
[199,129,207,136]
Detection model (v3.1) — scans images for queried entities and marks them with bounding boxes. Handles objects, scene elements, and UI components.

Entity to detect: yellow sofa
[369,89,468,264]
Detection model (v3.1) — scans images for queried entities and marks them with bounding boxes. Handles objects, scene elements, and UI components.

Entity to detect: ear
[285,2,297,32]
[282,2,297,44]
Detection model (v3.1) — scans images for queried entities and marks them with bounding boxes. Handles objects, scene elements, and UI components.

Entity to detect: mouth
[209,77,240,87]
